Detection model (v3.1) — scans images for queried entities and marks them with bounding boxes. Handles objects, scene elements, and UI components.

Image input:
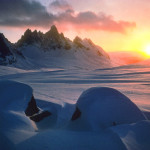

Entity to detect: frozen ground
[0,63,149,110]
[0,62,150,150]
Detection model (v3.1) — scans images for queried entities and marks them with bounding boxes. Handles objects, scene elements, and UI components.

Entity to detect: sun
[144,45,150,56]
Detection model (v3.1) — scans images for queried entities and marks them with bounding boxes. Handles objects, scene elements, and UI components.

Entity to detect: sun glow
[144,45,150,56]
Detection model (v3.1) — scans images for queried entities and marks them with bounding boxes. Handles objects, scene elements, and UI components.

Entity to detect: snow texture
[0,61,150,150]
[75,87,146,131]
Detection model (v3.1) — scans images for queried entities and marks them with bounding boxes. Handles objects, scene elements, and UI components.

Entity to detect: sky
[0,0,150,57]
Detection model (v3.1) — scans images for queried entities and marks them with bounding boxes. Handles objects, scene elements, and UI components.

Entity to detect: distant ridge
[0,33,23,65]
[0,25,110,69]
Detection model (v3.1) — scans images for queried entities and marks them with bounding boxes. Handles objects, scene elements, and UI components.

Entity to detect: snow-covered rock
[0,33,24,66]
[73,87,146,131]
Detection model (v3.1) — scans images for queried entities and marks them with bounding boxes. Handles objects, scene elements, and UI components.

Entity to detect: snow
[14,37,111,70]
[16,129,127,150]
[109,51,145,66]
[75,87,146,131]
[0,80,36,146]
[0,80,32,111]
[0,62,150,150]
[111,120,150,150]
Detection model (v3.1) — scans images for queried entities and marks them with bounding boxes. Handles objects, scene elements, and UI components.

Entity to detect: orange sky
[0,0,150,58]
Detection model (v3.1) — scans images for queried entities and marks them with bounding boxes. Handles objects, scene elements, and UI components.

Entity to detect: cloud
[49,0,73,12]
[55,11,136,33]
[0,0,136,34]
[0,0,54,27]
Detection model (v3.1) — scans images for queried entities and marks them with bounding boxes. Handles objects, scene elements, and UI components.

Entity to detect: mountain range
[0,25,111,69]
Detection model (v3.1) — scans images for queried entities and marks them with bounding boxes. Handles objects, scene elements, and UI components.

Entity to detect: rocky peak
[17,29,43,47]
[24,29,32,37]
[51,25,58,33]
[84,38,94,46]
[73,36,82,43]
[0,33,12,57]
[73,36,85,49]
[43,25,62,49]
[32,30,38,37]
[0,33,16,65]
[0,33,5,39]
[45,25,59,40]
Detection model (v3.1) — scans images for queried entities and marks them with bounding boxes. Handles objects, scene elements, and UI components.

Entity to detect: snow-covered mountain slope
[16,40,111,69]
[0,25,110,69]
[0,33,24,65]
[0,33,16,65]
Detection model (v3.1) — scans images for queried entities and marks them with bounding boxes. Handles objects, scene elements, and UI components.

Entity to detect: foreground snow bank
[0,80,37,146]
[0,80,33,111]
[73,87,146,131]
[0,81,150,150]
[111,120,150,150]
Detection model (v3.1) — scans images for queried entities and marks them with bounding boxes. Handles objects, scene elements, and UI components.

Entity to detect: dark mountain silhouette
[17,29,44,47]
[0,33,17,65]
[17,25,72,50]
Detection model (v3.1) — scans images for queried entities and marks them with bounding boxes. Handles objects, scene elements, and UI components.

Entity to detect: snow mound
[0,80,33,111]
[0,80,36,135]
[75,87,146,130]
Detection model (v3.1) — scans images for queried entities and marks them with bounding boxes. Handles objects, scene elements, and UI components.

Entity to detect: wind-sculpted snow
[111,120,150,150]
[0,80,36,147]
[72,87,146,131]
[0,80,33,111]
[0,64,150,150]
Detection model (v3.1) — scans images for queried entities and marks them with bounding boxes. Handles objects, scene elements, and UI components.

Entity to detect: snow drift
[0,80,150,150]
[70,87,146,131]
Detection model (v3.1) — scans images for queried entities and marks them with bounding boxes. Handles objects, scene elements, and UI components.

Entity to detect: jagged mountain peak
[45,25,60,40]
[16,25,110,57]
[17,29,43,47]
[51,25,58,32]
[0,33,5,39]
[73,36,82,41]
[0,34,16,65]
[0,25,111,68]
[0,33,11,55]
[24,29,32,35]
[83,38,94,46]
[73,36,86,49]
